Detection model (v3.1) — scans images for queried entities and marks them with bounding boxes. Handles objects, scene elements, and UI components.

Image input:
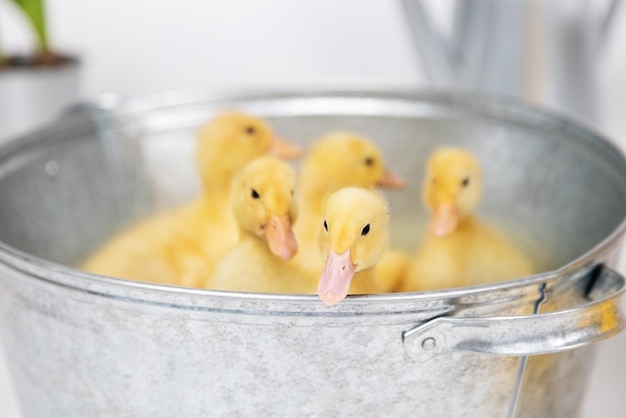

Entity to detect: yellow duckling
[208,156,308,293]
[401,147,533,291]
[82,112,301,287]
[317,187,390,306]
[374,248,411,292]
[293,132,404,287]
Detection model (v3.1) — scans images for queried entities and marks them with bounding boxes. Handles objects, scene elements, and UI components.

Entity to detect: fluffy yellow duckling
[374,248,411,292]
[317,187,390,306]
[208,156,309,293]
[293,132,404,287]
[82,112,301,287]
[401,147,533,291]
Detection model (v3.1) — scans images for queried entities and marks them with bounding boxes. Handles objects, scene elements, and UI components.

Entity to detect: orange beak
[377,169,406,189]
[429,202,459,237]
[263,214,298,260]
[271,136,303,160]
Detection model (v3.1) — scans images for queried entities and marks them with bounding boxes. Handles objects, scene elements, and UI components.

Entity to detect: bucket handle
[402,265,625,360]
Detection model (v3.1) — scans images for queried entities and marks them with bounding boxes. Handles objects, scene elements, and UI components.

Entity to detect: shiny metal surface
[404,266,625,359]
[399,0,621,123]
[0,88,625,417]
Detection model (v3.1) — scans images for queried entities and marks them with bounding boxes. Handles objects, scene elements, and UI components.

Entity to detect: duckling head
[317,187,390,306]
[196,112,301,189]
[423,147,482,237]
[231,156,298,260]
[299,132,405,200]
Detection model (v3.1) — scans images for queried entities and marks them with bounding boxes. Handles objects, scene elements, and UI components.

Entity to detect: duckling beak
[271,136,303,160]
[318,249,356,306]
[377,169,406,189]
[263,214,298,260]
[430,202,458,237]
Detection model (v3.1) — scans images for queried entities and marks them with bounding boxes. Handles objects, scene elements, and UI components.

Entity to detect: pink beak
[318,249,356,306]
[263,214,298,260]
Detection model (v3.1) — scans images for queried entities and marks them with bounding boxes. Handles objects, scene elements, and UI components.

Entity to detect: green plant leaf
[11,0,48,53]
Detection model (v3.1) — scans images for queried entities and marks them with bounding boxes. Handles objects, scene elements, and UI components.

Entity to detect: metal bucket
[0,89,625,417]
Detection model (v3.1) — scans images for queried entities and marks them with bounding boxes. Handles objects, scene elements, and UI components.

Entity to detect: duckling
[317,187,390,306]
[401,147,533,291]
[374,248,411,292]
[208,156,309,293]
[82,112,301,287]
[293,132,404,284]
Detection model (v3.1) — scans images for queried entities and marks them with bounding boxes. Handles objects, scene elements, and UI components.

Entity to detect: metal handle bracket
[403,267,625,361]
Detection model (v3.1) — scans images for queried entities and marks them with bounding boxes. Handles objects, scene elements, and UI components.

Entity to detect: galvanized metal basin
[0,89,625,417]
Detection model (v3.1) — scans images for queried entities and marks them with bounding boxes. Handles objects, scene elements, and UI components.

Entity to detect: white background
[1,0,625,417]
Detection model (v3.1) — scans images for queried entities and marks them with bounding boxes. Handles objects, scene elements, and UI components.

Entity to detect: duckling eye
[364,157,375,167]
[461,177,470,187]
[361,224,370,236]
[245,126,256,135]
[251,189,260,199]
[431,177,437,185]
[323,220,328,232]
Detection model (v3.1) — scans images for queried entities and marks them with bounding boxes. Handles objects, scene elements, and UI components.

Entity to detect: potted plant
[0,0,80,141]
